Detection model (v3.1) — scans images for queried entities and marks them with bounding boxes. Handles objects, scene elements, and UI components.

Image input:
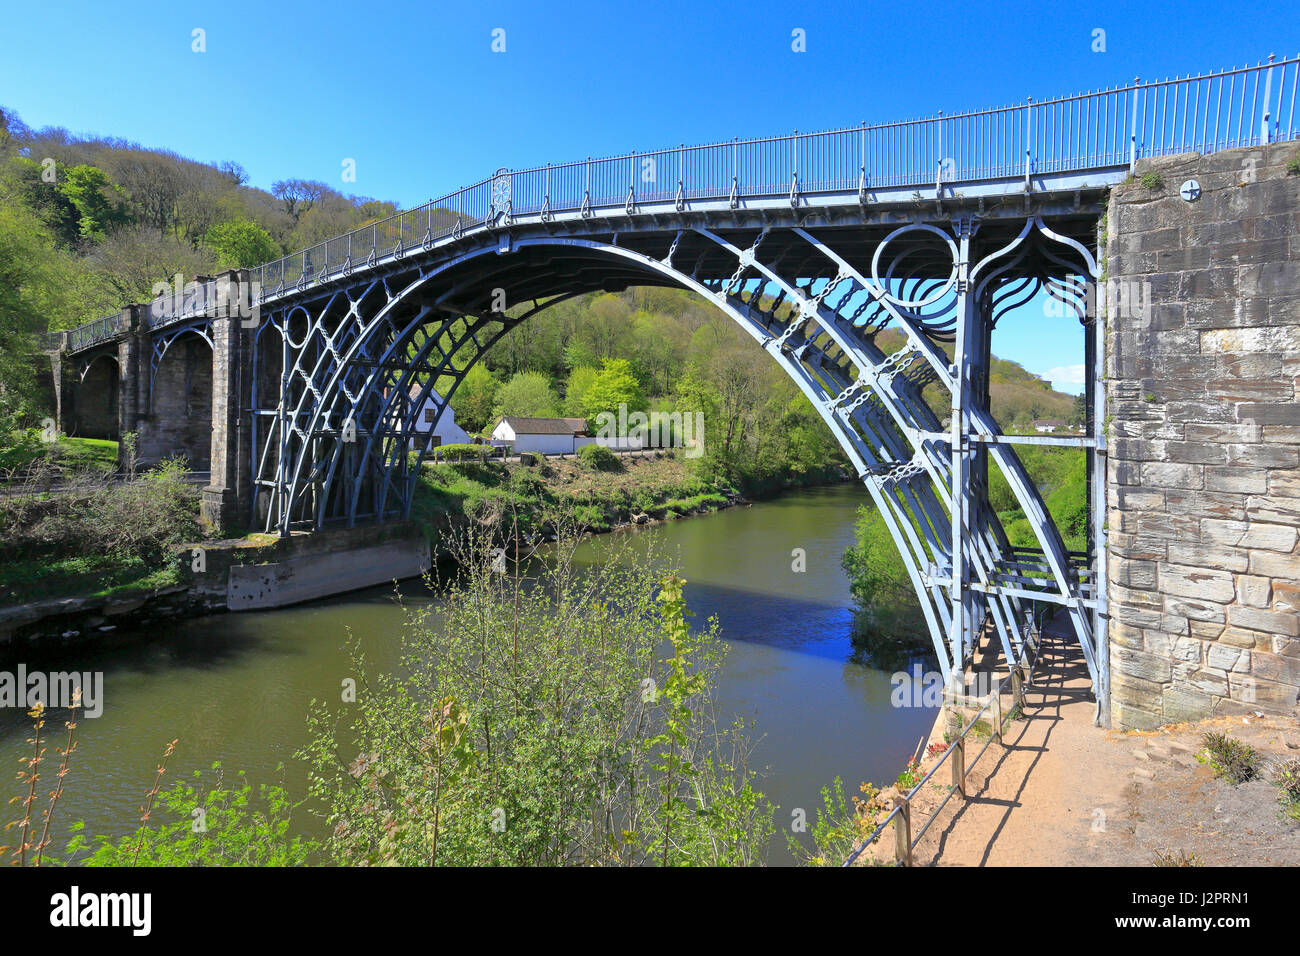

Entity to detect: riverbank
[0,452,852,647]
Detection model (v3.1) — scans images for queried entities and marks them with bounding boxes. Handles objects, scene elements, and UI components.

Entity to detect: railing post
[893,796,912,866]
[951,735,966,799]
[1261,53,1277,145]
[1012,666,1026,710]
[1129,77,1141,173]
[1024,98,1033,192]
[993,689,1003,745]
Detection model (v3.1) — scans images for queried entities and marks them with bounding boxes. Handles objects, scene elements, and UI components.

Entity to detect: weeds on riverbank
[790,777,885,866]
[2,702,318,866]
[302,496,775,866]
[0,454,200,602]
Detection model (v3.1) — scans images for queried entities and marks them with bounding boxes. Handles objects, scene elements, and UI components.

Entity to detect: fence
[841,624,1044,867]
[66,55,1299,346]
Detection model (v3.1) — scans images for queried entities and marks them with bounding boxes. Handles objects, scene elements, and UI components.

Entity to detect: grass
[0,552,181,604]
[0,434,118,474]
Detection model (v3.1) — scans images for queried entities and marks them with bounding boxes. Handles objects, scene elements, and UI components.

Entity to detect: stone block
[1227,605,1300,637]
[1159,563,1236,603]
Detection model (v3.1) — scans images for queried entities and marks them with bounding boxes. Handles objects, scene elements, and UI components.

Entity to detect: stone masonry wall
[1105,142,1300,730]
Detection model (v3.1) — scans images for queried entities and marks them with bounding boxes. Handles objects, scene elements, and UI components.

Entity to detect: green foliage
[1198,732,1262,784]
[581,358,647,428]
[448,363,499,434]
[0,455,201,601]
[841,504,932,666]
[1140,172,1165,190]
[301,519,774,865]
[562,365,599,417]
[1272,757,1300,824]
[57,165,131,241]
[788,777,883,866]
[577,442,621,472]
[430,442,493,463]
[65,765,319,866]
[203,218,280,268]
[493,370,559,420]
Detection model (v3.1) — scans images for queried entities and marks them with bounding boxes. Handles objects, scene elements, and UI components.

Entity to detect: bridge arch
[73,352,120,441]
[140,324,213,470]
[253,219,1098,683]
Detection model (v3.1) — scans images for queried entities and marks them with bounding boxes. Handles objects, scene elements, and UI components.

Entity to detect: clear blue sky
[1,0,1292,390]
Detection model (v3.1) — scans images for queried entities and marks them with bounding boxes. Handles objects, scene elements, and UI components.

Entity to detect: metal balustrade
[842,623,1045,867]
[63,55,1299,351]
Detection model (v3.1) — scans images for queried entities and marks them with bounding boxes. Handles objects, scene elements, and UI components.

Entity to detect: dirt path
[863,617,1300,867]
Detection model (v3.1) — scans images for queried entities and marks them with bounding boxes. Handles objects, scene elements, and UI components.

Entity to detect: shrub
[1198,732,1262,784]
[1272,757,1300,824]
[577,442,621,472]
[67,765,318,866]
[1153,848,1203,867]
[432,443,493,463]
[302,517,774,866]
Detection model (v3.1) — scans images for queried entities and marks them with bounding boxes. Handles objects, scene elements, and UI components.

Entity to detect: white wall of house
[401,391,469,449]
[490,420,574,455]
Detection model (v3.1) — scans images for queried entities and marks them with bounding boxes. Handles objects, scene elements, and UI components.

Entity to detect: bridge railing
[67,314,125,353]
[67,55,1298,347]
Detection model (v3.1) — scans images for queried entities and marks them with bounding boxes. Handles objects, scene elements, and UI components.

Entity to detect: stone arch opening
[75,353,120,441]
[141,330,213,471]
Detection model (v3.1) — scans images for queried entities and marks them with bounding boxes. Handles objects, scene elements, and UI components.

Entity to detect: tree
[203,219,280,268]
[562,366,599,417]
[448,363,499,434]
[580,358,646,427]
[271,179,328,223]
[57,165,130,241]
[492,371,558,420]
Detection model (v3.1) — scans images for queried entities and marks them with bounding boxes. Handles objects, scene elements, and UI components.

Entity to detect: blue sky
[1,0,1292,391]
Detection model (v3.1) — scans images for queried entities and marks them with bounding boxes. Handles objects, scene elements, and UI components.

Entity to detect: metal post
[1129,78,1141,173]
[893,797,912,866]
[1024,99,1033,192]
[952,735,966,798]
[993,689,1003,744]
[1261,53,1277,145]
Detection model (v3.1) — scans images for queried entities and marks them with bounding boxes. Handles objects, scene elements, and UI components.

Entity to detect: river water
[0,483,937,864]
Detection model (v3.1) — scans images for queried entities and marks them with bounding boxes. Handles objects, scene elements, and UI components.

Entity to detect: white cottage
[387,385,470,450]
[490,416,592,455]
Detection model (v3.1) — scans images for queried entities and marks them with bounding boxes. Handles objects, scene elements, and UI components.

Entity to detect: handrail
[841,624,1043,866]
[62,54,1299,350]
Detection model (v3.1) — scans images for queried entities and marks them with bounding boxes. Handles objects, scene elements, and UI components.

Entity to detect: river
[0,483,937,865]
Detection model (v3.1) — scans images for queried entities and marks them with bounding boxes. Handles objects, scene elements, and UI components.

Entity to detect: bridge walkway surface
[892,618,1300,866]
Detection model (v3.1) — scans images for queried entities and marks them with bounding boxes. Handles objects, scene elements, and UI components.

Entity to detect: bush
[577,442,621,472]
[1198,732,1262,784]
[66,765,318,866]
[0,455,199,566]
[432,443,493,462]
[302,518,774,866]
[1272,757,1300,823]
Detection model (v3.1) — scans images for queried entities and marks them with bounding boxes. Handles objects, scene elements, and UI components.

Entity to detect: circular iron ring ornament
[870,223,960,309]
